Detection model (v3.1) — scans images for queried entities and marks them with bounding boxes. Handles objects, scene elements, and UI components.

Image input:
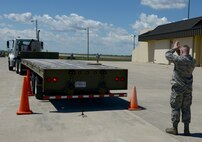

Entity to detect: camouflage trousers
[170,84,192,125]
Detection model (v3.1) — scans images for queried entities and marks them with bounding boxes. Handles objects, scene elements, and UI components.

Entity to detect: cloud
[0,12,132,55]
[4,12,33,23]
[132,13,170,34]
[35,13,106,32]
[140,0,188,10]
[0,28,35,39]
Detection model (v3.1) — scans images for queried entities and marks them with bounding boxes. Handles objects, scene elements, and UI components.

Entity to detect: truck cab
[7,38,43,73]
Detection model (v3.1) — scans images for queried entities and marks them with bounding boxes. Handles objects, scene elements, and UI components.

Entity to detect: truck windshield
[17,39,33,52]
[17,40,32,45]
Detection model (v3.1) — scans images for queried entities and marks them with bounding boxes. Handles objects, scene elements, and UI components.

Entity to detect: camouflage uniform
[165,48,195,126]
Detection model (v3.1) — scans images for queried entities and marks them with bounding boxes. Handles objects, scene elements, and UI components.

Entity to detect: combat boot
[184,123,191,136]
[165,124,178,135]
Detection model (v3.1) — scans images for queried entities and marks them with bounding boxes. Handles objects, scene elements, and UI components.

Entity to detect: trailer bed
[22,59,120,69]
[21,59,128,100]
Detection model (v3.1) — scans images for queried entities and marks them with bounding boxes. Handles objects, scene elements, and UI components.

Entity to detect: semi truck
[6,39,128,100]
[21,59,128,100]
[7,38,44,74]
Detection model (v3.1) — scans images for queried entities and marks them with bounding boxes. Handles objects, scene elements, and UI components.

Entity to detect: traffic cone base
[16,77,33,115]
[128,86,140,111]
[16,110,33,115]
[128,107,140,111]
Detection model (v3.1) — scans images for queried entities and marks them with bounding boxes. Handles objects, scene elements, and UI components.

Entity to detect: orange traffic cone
[26,70,33,96]
[16,77,33,115]
[128,86,139,110]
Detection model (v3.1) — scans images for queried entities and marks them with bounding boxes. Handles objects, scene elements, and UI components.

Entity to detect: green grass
[59,53,131,61]
[1,50,132,61]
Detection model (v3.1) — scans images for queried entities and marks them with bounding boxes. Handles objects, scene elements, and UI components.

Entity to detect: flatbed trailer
[21,59,128,100]
[15,51,59,75]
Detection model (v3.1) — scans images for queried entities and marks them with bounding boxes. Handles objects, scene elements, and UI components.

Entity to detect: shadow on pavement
[178,133,202,138]
[32,112,43,115]
[49,97,146,113]
[191,133,202,138]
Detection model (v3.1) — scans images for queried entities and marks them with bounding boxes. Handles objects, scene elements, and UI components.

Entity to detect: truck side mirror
[41,42,43,49]
[7,41,9,48]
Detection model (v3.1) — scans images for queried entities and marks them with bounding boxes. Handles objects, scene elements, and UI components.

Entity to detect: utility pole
[133,34,136,49]
[188,0,190,19]
[31,19,38,40]
[86,27,89,60]
[76,27,90,60]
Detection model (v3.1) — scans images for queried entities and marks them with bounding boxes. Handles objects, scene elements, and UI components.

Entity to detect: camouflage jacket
[165,49,196,90]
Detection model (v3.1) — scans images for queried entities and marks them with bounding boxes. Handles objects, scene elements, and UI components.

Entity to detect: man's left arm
[165,41,181,63]
[165,48,180,63]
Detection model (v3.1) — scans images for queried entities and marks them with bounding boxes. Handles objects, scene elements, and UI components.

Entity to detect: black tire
[16,60,24,75]
[8,63,13,71]
[31,73,35,94]
[18,63,22,75]
[15,61,19,74]
[9,66,13,71]
[34,76,43,100]
[8,59,13,71]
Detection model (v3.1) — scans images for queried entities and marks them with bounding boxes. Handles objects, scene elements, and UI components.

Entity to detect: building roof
[139,16,202,41]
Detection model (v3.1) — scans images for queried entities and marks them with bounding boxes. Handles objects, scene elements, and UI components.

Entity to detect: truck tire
[31,73,35,94]
[15,61,19,74]
[8,63,13,71]
[16,61,24,75]
[18,63,22,75]
[34,76,43,100]
[9,66,13,71]
[8,59,13,71]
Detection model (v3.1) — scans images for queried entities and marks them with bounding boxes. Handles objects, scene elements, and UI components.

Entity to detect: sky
[0,0,202,55]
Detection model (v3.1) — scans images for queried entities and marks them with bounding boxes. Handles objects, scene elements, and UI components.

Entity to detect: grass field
[59,53,132,61]
[0,50,132,61]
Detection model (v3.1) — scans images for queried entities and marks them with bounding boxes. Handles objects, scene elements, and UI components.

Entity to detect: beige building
[132,17,202,67]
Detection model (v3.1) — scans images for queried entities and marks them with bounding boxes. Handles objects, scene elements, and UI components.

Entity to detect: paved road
[0,57,201,142]
[103,61,202,142]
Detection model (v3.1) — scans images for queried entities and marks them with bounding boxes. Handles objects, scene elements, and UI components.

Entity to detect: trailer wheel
[34,76,43,100]
[31,72,35,94]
